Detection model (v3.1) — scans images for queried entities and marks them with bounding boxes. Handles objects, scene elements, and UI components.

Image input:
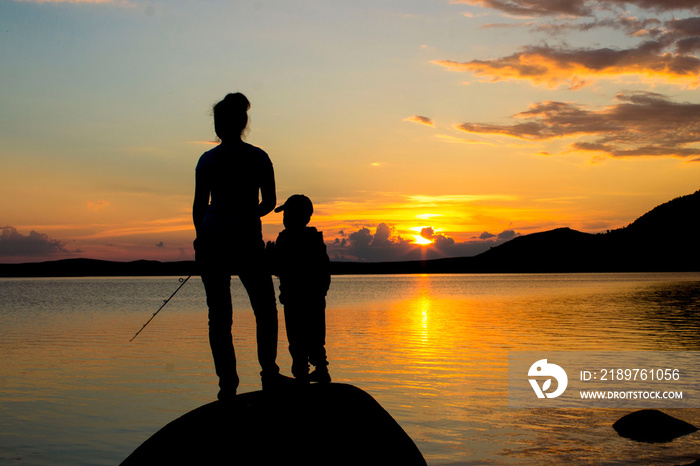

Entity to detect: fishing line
[130,275,191,342]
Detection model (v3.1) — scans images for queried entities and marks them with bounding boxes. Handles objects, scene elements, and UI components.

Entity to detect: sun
[412,235,433,246]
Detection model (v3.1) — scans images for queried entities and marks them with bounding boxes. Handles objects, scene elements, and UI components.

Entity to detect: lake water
[1,273,699,465]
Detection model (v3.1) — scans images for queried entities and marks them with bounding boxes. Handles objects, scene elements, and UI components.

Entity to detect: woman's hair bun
[223,93,250,113]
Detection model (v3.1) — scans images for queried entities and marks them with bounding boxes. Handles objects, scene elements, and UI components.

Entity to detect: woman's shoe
[261,372,297,391]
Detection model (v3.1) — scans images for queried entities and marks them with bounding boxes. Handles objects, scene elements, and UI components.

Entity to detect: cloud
[0,226,70,258]
[419,227,461,249]
[498,229,517,240]
[87,200,110,211]
[675,37,700,54]
[371,223,394,247]
[481,21,537,29]
[453,0,593,17]
[433,40,700,89]
[666,18,700,54]
[532,16,664,37]
[84,215,192,239]
[327,223,519,262]
[455,92,700,158]
[603,0,700,13]
[441,1,700,90]
[667,17,700,38]
[187,140,219,146]
[407,194,518,203]
[479,229,518,240]
[347,227,372,248]
[335,223,412,262]
[420,227,435,239]
[403,115,435,127]
[453,0,700,18]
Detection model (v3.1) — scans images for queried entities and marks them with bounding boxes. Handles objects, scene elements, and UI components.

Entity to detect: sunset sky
[1,0,699,263]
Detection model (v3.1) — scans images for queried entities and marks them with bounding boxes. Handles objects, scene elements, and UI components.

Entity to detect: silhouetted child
[269,194,331,384]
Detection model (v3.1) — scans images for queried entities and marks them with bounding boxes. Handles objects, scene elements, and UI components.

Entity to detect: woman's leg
[196,227,239,398]
[201,271,239,396]
[239,268,280,378]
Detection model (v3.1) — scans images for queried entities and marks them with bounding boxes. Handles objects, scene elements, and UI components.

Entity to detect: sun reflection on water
[2,274,699,465]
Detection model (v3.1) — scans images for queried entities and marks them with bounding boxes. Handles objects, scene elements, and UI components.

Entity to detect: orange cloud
[403,115,435,127]
[326,222,521,262]
[80,216,192,239]
[308,193,530,250]
[86,200,110,211]
[187,140,218,146]
[433,42,700,89]
[455,92,700,158]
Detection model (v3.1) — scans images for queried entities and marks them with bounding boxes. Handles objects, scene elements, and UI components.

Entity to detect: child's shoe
[294,374,310,386]
[217,387,237,402]
[309,368,331,383]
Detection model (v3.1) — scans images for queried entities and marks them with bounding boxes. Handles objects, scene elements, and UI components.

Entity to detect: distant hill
[624,189,700,237]
[0,259,196,278]
[0,190,697,277]
[467,189,700,272]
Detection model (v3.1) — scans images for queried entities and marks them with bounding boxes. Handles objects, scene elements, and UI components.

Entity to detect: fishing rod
[130,275,191,342]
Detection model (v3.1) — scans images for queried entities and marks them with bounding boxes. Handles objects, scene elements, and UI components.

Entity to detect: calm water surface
[1,273,699,465]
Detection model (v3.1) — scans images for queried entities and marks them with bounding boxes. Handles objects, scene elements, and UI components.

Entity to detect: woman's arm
[258,164,277,217]
[192,169,210,236]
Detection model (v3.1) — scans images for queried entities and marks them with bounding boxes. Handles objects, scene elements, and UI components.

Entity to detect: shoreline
[0,257,698,278]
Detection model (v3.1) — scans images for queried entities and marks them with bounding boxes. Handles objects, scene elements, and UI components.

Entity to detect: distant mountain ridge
[1,190,698,277]
[464,189,700,273]
[0,259,195,278]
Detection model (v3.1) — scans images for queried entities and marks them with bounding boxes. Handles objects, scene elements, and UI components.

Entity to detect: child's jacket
[271,227,331,304]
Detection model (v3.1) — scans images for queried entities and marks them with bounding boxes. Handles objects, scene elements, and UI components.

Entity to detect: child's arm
[319,233,331,293]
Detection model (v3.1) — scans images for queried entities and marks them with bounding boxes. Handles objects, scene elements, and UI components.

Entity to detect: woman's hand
[258,164,277,217]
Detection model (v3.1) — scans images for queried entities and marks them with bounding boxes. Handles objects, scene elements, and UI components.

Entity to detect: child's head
[274,194,313,230]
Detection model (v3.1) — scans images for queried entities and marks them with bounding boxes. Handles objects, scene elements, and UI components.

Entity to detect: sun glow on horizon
[412,235,433,246]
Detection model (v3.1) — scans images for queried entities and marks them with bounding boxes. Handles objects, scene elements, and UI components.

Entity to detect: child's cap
[274,194,313,217]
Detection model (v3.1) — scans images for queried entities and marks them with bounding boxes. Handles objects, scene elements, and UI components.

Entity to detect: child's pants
[283,296,328,378]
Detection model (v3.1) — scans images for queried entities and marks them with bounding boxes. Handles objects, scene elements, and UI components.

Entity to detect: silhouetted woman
[193,92,282,400]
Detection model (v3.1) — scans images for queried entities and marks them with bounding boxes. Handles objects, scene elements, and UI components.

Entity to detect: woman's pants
[196,226,279,391]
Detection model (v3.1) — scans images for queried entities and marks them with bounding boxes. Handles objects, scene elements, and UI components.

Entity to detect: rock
[613,409,698,443]
[121,383,426,465]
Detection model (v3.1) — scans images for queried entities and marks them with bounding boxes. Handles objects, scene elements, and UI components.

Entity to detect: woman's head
[213,92,250,141]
